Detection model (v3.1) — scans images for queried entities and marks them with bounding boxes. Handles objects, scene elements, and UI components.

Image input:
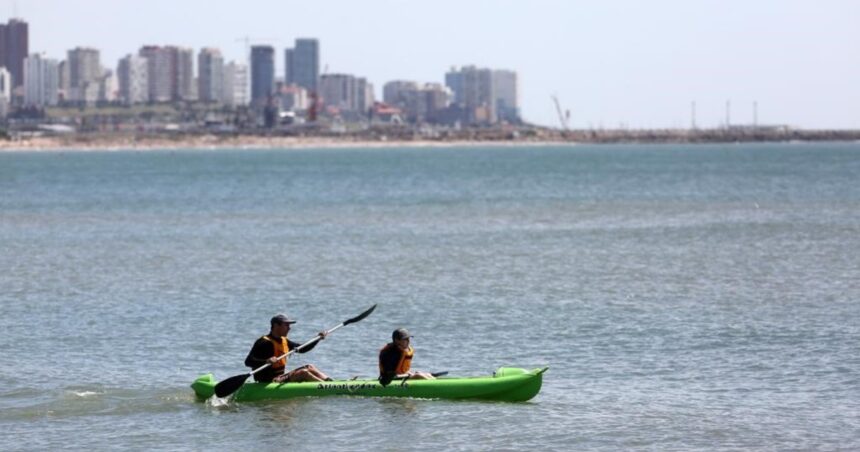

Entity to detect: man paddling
[244,314,333,383]
[378,328,436,386]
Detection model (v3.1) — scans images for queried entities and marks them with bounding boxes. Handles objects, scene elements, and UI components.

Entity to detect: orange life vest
[379,343,414,375]
[261,335,289,372]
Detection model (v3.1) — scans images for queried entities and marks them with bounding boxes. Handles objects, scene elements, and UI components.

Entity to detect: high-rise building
[250,45,274,105]
[67,47,101,104]
[222,61,248,106]
[285,38,319,93]
[0,19,28,88]
[139,46,171,102]
[23,53,59,106]
[0,67,10,116]
[0,67,12,118]
[174,47,194,101]
[57,60,70,102]
[0,67,11,99]
[117,54,149,104]
[138,46,194,102]
[356,77,374,113]
[319,73,354,112]
[98,69,118,102]
[492,69,519,123]
[197,48,224,103]
[382,80,451,123]
[383,81,419,106]
[445,66,496,124]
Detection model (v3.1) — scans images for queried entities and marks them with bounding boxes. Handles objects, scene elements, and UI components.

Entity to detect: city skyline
[7,0,860,129]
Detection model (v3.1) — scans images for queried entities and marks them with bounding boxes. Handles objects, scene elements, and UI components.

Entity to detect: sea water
[0,143,858,450]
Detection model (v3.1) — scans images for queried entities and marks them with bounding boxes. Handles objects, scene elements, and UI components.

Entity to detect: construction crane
[551,95,570,131]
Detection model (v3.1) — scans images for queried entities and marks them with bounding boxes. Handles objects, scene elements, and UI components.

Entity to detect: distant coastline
[2,127,859,152]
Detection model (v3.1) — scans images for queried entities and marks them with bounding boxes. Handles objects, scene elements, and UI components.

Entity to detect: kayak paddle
[214,304,378,398]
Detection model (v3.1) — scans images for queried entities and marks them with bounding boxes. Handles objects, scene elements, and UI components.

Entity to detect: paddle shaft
[249,323,347,377]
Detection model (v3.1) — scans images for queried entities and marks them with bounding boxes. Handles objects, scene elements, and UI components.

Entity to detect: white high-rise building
[319,73,372,113]
[175,47,194,101]
[138,45,193,102]
[99,69,118,103]
[117,54,148,105]
[492,70,519,123]
[0,67,12,116]
[222,61,248,106]
[198,48,224,103]
[445,65,496,124]
[139,46,171,102]
[67,47,101,103]
[23,53,59,106]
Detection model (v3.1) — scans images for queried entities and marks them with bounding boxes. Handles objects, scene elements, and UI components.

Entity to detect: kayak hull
[192,367,547,403]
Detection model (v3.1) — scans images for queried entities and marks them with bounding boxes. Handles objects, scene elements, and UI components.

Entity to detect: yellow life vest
[261,335,289,371]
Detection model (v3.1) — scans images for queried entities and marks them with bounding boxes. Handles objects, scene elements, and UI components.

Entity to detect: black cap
[392,328,413,341]
[271,314,297,326]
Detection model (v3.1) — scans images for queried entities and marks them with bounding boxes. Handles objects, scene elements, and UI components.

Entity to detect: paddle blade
[214,373,250,398]
[343,304,377,325]
[431,371,448,377]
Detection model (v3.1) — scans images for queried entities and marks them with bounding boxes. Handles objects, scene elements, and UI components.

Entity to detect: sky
[7,0,860,129]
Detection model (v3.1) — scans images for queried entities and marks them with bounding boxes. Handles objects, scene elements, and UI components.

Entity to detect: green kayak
[192,367,548,402]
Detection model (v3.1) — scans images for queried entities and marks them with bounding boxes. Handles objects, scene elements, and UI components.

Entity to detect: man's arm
[288,338,320,354]
[244,338,274,369]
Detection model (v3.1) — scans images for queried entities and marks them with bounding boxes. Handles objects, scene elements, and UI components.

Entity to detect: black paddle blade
[214,373,251,398]
[343,304,377,325]
[431,371,448,377]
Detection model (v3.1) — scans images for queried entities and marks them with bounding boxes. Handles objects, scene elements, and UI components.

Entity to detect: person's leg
[409,371,436,380]
[303,364,332,381]
[284,365,330,382]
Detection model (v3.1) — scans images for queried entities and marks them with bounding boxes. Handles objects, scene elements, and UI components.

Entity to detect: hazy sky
[8,0,860,129]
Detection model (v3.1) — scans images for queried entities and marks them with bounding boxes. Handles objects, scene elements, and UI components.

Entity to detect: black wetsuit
[244,335,319,382]
[378,343,409,386]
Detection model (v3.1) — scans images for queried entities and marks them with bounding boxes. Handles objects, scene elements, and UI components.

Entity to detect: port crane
[551,94,570,131]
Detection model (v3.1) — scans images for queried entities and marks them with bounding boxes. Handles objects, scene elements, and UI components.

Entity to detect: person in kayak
[244,314,333,383]
[378,328,436,386]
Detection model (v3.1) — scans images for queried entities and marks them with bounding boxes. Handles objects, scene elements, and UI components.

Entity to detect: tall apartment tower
[67,47,101,103]
[0,19,28,88]
[0,67,10,116]
[117,54,149,105]
[250,45,274,105]
[174,47,194,101]
[197,48,224,103]
[492,69,519,123]
[445,66,496,124]
[285,38,319,93]
[23,53,59,106]
[222,61,248,107]
[139,46,171,102]
[0,67,11,99]
[138,46,193,102]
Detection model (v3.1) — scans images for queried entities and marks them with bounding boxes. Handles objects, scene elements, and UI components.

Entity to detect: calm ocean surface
[1,143,858,451]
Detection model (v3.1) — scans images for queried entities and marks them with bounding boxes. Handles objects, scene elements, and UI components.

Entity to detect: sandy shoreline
[0,135,574,152]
